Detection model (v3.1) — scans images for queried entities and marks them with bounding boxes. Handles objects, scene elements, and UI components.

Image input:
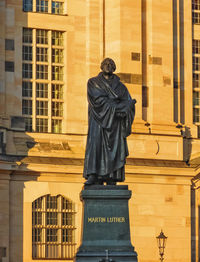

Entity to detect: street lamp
[156,230,167,262]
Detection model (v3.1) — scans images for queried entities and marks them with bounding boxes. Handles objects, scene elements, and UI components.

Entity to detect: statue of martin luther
[83,58,136,185]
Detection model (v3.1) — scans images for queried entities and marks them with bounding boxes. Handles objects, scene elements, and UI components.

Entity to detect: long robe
[83,72,135,181]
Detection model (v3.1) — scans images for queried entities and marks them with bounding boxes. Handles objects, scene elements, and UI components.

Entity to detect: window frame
[32,195,76,259]
[22,28,65,133]
[23,0,66,15]
[193,0,200,11]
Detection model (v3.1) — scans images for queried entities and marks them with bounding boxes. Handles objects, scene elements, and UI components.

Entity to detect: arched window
[32,194,76,259]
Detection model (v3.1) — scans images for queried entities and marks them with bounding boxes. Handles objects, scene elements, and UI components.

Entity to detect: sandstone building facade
[0,0,200,262]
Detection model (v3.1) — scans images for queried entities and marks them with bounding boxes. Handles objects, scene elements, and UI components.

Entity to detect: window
[23,28,33,43]
[25,118,32,132]
[36,0,48,12]
[194,91,200,106]
[193,12,200,24]
[194,108,200,122]
[5,39,14,51]
[36,29,48,44]
[193,56,200,71]
[36,83,48,98]
[193,40,200,54]
[193,38,200,124]
[32,195,76,259]
[36,65,48,79]
[22,64,32,78]
[23,0,65,14]
[52,49,63,63]
[52,102,63,117]
[5,61,14,72]
[36,118,48,132]
[36,47,48,62]
[52,119,62,133]
[52,1,64,14]
[22,28,64,133]
[36,101,48,116]
[193,0,200,10]
[23,0,33,11]
[52,84,63,99]
[23,46,32,61]
[193,73,200,88]
[22,82,32,97]
[22,100,32,115]
[52,66,63,80]
[52,31,64,46]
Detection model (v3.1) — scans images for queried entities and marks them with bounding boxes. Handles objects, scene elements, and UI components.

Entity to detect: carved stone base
[74,185,138,262]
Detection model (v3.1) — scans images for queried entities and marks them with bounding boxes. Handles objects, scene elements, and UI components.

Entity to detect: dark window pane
[52,1,64,14]
[36,65,48,79]
[52,31,63,46]
[23,46,32,61]
[47,212,57,225]
[23,0,33,11]
[22,82,32,97]
[36,29,48,44]
[36,47,48,62]
[23,28,33,43]
[52,66,63,80]
[36,0,48,13]
[23,63,32,78]
[52,119,62,133]
[22,100,32,115]
[62,229,72,242]
[36,101,48,116]
[25,117,32,131]
[36,83,48,98]
[52,102,63,116]
[47,195,57,209]
[36,118,48,132]
[47,229,57,242]
[5,61,14,72]
[5,39,14,50]
[52,84,63,99]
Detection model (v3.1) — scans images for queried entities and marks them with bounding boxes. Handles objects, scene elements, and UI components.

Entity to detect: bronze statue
[84,58,136,185]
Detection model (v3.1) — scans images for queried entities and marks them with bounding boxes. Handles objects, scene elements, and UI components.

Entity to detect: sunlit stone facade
[0,1,200,262]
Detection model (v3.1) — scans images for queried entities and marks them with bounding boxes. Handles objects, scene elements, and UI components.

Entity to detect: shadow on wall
[182,126,192,164]
[0,116,40,262]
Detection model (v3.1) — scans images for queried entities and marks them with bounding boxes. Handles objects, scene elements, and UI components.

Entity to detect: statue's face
[101,59,116,75]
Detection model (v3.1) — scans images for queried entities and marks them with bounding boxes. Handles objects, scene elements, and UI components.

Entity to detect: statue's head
[100,58,116,75]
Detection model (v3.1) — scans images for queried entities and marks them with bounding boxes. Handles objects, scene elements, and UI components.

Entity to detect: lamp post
[156,230,167,262]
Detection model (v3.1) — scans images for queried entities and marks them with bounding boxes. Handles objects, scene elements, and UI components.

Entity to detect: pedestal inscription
[74,185,138,262]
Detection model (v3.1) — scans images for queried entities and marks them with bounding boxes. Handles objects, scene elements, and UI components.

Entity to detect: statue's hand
[132,99,137,104]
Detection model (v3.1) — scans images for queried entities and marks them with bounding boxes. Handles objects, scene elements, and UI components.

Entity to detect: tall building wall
[0,0,200,262]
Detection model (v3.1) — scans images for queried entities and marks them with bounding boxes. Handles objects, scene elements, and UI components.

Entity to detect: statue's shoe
[84,174,97,185]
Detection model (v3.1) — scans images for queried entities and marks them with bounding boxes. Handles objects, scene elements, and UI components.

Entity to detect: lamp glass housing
[156,230,167,256]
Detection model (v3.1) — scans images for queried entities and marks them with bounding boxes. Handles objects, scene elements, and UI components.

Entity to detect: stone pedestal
[74,185,138,262]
